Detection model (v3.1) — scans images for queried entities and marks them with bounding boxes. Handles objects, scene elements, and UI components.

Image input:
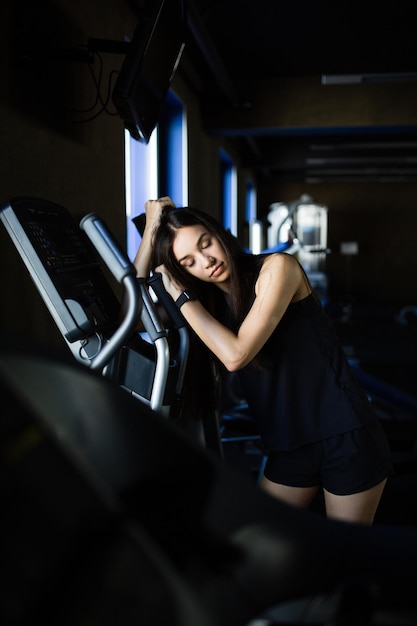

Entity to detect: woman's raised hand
[133,197,175,278]
[144,196,175,230]
[154,263,184,301]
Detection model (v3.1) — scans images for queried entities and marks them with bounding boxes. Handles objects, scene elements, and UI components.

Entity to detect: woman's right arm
[133,197,175,277]
[119,198,174,327]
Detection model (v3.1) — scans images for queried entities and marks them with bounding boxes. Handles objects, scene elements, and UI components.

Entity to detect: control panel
[1,198,121,360]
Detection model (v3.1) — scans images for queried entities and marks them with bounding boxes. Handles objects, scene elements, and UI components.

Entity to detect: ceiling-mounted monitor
[112,0,186,143]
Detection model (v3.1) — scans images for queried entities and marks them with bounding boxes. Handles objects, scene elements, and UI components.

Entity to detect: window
[158,90,188,205]
[125,128,158,260]
[245,178,262,253]
[219,147,237,236]
[124,89,187,260]
[245,178,257,224]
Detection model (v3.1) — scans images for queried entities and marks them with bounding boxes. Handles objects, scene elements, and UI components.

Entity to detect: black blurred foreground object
[2,337,417,626]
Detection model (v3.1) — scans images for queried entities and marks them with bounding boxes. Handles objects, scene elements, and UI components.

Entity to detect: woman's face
[172,225,230,286]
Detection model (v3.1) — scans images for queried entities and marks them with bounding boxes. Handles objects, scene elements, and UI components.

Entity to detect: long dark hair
[152,205,263,329]
[151,205,264,432]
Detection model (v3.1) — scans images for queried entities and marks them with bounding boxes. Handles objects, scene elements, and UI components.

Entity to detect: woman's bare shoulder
[257,253,307,299]
[260,252,299,272]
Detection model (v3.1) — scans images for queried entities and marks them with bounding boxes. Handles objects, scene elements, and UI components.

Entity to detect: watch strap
[175,289,195,309]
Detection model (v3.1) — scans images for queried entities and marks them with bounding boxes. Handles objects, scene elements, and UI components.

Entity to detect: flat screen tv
[112,0,186,143]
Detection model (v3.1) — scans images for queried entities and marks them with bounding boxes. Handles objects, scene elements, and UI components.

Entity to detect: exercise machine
[1,339,417,626]
[0,197,189,417]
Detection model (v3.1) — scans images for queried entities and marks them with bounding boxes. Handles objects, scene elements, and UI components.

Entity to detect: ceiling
[186,0,417,183]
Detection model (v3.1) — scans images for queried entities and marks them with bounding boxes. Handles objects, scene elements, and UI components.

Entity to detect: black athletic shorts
[264,421,394,496]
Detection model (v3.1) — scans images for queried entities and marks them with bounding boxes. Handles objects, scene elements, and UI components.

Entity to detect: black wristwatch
[175,289,195,309]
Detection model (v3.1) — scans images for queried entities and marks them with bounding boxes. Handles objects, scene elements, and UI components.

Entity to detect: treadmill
[0,197,189,418]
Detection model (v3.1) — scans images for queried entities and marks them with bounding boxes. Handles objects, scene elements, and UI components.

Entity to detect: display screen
[112,0,186,143]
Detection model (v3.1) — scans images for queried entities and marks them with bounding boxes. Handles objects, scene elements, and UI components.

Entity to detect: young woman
[134,197,393,525]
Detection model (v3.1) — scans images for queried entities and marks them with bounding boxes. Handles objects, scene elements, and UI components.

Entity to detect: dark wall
[0,0,134,352]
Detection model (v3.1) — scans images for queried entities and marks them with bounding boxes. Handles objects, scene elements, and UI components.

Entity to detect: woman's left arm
[159,254,303,371]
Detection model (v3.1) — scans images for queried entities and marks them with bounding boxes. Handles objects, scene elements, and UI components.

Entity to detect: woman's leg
[261,475,387,525]
[323,478,387,525]
[260,474,320,509]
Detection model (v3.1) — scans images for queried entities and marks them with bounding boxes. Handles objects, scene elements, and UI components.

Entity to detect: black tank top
[237,292,377,451]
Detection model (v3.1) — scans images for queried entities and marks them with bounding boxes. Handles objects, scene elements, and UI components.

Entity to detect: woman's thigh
[260,475,320,509]
[323,479,387,525]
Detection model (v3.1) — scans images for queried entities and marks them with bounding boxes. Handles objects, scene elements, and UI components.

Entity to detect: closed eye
[177,231,212,268]
[181,256,195,268]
